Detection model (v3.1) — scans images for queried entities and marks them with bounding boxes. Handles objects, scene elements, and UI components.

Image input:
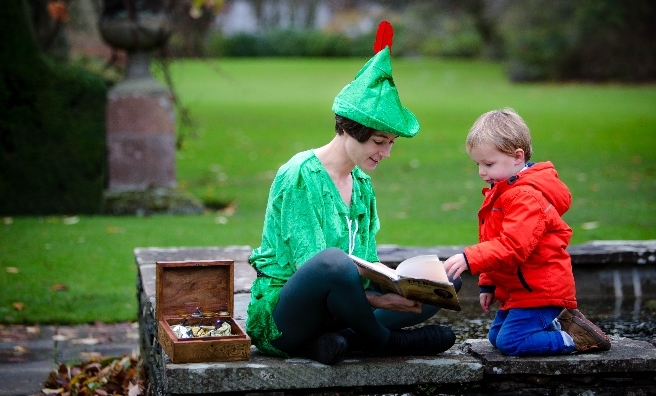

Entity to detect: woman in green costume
[246,47,460,365]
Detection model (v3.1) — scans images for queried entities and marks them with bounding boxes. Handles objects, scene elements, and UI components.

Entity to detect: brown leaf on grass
[221,201,238,216]
[51,283,68,292]
[441,202,462,211]
[581,221,600,230]
[12,302,24,311]
[62,216,79,225]
[5,267,19,274]
[106,225,125,234]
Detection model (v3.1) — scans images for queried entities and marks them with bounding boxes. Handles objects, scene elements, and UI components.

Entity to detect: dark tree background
[0,0,107,215]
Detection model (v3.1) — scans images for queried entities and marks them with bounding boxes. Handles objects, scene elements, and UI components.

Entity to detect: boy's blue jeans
[488,306,573,356]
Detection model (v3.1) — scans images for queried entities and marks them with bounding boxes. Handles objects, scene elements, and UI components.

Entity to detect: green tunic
[246,150,380,357]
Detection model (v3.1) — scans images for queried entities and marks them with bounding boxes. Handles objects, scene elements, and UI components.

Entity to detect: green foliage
[501,0,656,81]
[0,0,108,216]
[2,58,655,324]
[0,59,108,215]
[205,29,380,58]
[398,2,483,58]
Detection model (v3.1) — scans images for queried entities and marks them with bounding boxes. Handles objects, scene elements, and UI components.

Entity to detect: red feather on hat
[373,20,393,55]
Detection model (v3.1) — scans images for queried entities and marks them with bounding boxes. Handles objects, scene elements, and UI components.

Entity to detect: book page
[395,255,450,284]
[349,255,399,280]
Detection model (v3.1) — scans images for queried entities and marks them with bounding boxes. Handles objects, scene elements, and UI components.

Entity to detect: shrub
[500,0,656,82]
[0,0,108,215]
[0,60,108,215]
[206,29,371,58]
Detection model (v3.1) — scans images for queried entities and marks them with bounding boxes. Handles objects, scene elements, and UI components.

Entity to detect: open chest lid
[155,260,234,321]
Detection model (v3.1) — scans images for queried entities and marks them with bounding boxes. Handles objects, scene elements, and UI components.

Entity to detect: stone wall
[135,241,656,395]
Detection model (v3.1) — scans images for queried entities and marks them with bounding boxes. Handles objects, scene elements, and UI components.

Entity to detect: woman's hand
[480,292,496,314]
[443,253,469,279]
[365,292,422,313]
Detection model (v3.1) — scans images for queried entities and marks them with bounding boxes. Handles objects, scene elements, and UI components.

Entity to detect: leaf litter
[42,350,146,396]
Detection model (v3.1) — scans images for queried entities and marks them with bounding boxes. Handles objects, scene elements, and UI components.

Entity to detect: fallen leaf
[12,302,24,311]
[221,201,238,216]
[73,337,101,345]
[3,217,12,225]
[41,388,63,395]
[83,362,102,373]
[581,221,599,230]
[128,382,143,396]
[80,351,102,361]
[26,326,40,334]
[13,345,27,354]
[52,283,68,292]
[5,267,19,274]
[62,216,79,225]
[106,225,125,234]
[441,202,462,211]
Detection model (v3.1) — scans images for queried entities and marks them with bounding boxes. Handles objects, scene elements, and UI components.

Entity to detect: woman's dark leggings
[270,248,461,354]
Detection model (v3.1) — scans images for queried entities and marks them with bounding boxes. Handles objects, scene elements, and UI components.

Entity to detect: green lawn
[2,58,655,324]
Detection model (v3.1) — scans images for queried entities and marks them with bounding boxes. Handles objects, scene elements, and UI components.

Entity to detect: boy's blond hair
[466,108,533,161]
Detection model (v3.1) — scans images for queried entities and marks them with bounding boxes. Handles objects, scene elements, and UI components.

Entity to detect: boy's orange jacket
[464,161,578,310]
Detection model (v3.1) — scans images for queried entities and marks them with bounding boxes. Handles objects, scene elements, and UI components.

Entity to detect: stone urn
[99,0,171,79]
[99,0,202,214]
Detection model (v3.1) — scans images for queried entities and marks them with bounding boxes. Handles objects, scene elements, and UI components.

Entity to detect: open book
[349,254,461,311]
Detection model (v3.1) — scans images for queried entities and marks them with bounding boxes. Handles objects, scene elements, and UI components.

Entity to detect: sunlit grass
[2,58,655,324]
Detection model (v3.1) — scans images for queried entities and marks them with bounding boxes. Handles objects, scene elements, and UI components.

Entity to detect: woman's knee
[451,276,463,293]
[307,248,359,281]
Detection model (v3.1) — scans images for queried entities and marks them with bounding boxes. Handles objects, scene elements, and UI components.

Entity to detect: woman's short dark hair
[335,115,376,143]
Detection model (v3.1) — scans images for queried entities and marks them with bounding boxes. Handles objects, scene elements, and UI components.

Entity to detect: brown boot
[557,308,611,353]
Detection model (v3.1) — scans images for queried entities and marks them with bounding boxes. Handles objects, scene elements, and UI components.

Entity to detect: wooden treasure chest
[156,260,251,363]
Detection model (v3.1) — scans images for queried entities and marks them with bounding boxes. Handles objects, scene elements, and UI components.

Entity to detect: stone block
[106,78,176,190]
[462,337,656,375]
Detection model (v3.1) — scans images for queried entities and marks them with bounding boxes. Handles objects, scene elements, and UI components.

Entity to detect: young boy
[443,108,611,356]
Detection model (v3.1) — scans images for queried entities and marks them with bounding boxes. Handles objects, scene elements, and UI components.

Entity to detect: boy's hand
[444,253,468,279]
[480,292,496,313]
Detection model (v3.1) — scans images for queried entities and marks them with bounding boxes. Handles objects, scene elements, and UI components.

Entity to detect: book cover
[349,254,461,311]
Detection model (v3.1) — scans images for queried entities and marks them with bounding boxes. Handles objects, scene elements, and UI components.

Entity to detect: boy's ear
[514,148,525,164]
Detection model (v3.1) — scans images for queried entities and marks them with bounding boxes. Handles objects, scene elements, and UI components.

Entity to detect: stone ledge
[135,242,656,395]
[376,240,656,266]
[463,337,656,375]
[160,349,483,394]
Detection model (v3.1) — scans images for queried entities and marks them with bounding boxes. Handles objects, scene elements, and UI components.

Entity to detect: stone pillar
[102,53,202,215]
[106,66,176,191]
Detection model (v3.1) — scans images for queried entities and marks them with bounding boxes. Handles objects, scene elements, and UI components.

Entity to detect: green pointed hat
[332,47,420,137]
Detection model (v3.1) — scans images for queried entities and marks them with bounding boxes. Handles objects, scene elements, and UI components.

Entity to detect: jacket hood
[498,162,571,216]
